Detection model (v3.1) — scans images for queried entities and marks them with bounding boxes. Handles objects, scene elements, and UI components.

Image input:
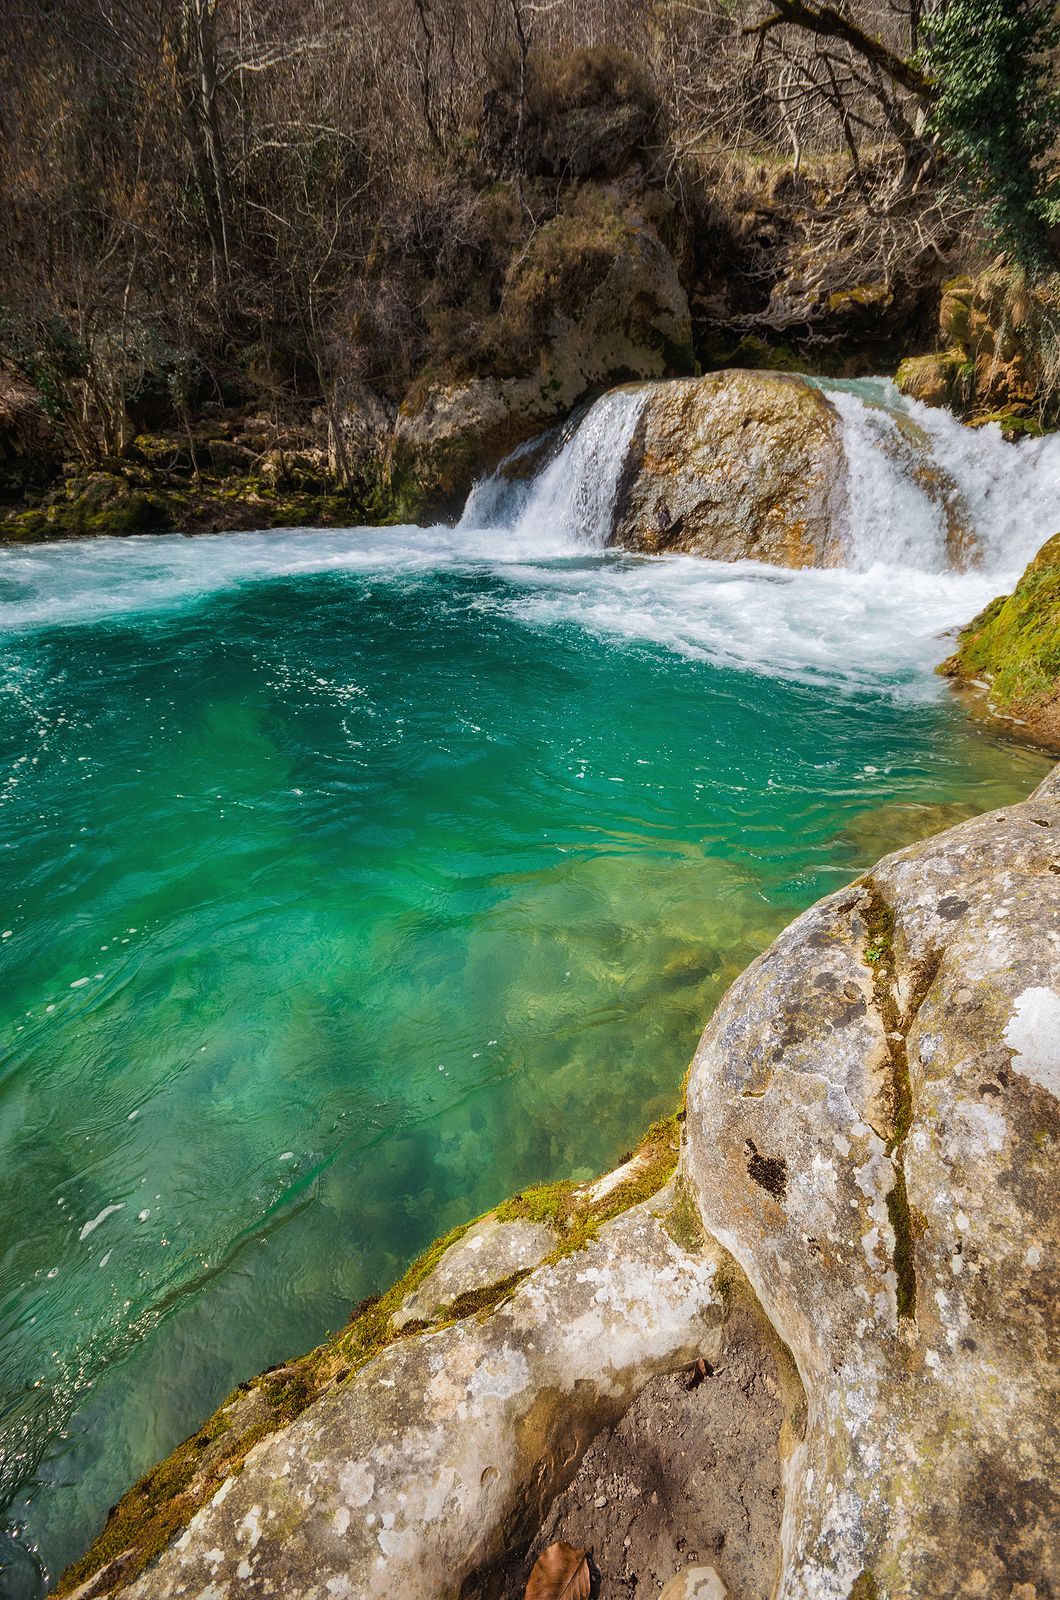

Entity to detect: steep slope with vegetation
[1,0,1057,536]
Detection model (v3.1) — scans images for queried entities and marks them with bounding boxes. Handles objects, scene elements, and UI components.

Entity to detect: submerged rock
[941,531,1060,748]
[685,767,1060,1599]
[609,371,848,566]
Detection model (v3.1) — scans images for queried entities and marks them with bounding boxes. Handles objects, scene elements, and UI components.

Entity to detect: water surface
[0,504,1052,1592]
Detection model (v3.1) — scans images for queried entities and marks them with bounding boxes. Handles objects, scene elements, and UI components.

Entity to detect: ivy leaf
[524,1540,592,1600]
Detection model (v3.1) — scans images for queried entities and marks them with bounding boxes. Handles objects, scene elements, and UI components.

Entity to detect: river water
[0,380,1055,1593]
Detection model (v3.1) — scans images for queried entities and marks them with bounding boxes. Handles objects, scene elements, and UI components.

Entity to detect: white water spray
[460,387,648,547]
[466,374,1060,580]
[822,379,1060,575]
[4,376,1059,700]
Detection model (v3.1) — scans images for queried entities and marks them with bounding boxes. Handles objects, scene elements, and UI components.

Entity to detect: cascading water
[459,386,648,546]
[820,378,1060,574]
[464,374,1060,581]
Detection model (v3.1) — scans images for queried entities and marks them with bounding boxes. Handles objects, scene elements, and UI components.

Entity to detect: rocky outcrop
[942,531,1060,748]
[58,1121,747,1600]
[389,212,694,520]
[685,766,1060,1598]
[896,268,1056,430]
[0,376,59,494]
[610,371,847,565]
[58,776,1060,1599]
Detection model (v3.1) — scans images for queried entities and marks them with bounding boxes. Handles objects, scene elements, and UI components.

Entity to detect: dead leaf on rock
[685,1356,714,1390]
[524,1540,592,1600]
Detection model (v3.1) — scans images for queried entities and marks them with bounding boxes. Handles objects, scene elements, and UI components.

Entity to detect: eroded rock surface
[67,1189,727,1600]
[499,1287,799,1600]
[685,769,1060,1599]
[609,371,847,566]
[391,1214,557,1330]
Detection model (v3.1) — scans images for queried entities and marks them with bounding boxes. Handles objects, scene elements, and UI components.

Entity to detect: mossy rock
[895,350,970,410]
[941,531,1060,746]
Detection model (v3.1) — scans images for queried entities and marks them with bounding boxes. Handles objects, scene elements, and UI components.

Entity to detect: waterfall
[822,379,1060,576]
[459,387,648,547]
[460,374,1060,582]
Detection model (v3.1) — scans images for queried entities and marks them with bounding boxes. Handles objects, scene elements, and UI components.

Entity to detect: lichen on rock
[685,771,1060,1599]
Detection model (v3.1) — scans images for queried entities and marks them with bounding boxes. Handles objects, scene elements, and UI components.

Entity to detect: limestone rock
[896,269,1051,428]
[684,777,1060,1599]
[390,217,693,521]
[68,1190,724,1600]
[609,371,848,566]
[326,380,394,493]
[391,1214,558,1330]
[659,1567,729,1600]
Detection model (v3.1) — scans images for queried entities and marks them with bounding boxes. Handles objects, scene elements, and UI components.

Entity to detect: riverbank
[1,505,1051,1596]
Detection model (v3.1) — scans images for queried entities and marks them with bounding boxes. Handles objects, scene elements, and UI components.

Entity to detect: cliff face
[59,769,1060,1600]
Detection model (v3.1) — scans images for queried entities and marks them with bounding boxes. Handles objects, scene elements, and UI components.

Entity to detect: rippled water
[0,502,1051,1594]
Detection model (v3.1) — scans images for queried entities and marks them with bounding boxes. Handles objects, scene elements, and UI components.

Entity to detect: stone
[896,269,1047,425]
[659,1568,729,1600]
[326,380,394,490]
[391,1214,558,1329]
[684,771,1060,1599]
[390,216,693,521]
[609,371,848,566]
[65,1186,726,1600]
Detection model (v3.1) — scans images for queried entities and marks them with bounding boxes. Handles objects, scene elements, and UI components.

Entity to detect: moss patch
[498,1113,682,1264]
[941,531,1060,747]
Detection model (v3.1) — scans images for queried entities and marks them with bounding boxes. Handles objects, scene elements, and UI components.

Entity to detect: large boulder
[610,371,848,565]
[58,1144,731,1600]
[390,210,694,521]
[685,767,1060,1598]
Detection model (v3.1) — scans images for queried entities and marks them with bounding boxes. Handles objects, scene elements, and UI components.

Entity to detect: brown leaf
[524,1540,592,1600]
[685,1356,714,1390]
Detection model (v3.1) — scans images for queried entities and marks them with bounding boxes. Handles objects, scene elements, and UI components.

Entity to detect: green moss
[970,408,1045,438]
[885,1164,918,1321]
[858,876,920,1321]
[495,1179,580,1228]
[848,1573,879,1600]
[941,532,1060,731]
[702,333,807,375]
[662,1177,708,1253]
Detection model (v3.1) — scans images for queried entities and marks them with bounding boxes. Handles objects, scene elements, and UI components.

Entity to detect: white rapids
[2,376,1058,701]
